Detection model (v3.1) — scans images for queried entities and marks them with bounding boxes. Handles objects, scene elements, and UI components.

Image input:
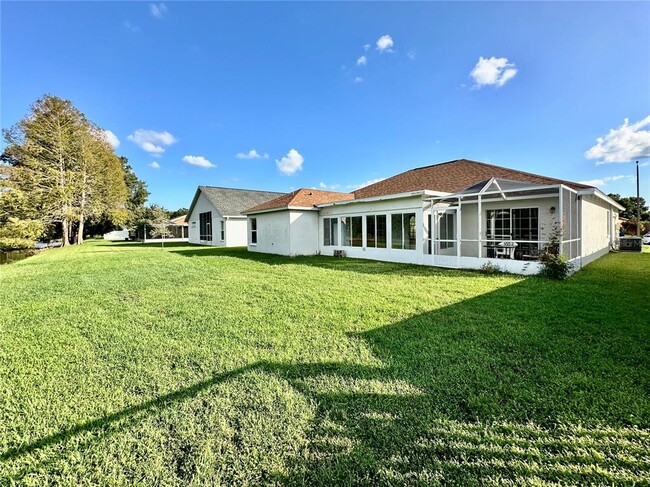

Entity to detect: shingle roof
[189,186,287,217]
[353,159,592,199]
[244,188,353,213]
[169,215,187,225]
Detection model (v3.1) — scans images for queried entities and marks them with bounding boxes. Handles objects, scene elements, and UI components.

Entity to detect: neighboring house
[243,159,623,275]
[186,186,285,247]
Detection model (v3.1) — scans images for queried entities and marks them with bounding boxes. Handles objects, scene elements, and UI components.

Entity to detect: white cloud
[127,129,177,154]
[122,20,140,33]
[357,55,367,66]
[276,149,303,175]
[578,175,630,187]
[376,35,394,53]
[470,56,518,88]
[351,178,385,190]
[407,50,415,61]
[149,3,167,19]
[319,182,341,190]
[236,149,269,159]
[363,44,371,51]
[149,161,161,169]
[183,155,215,168]
[585,116,650,164]
[354,76,364,83]
[102,130,120,149]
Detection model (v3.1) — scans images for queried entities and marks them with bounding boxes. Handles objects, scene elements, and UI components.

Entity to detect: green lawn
[1,241,649,485]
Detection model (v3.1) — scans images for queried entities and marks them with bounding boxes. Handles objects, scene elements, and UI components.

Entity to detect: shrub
[539,252,573,280]
[0,218,45,250]
[479,261,502,274]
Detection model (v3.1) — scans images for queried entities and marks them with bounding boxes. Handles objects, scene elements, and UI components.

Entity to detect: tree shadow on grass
[3,266,649,484]
[169,245,464,277]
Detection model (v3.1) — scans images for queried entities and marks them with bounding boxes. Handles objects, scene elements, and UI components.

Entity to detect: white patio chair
[495,241,518,259]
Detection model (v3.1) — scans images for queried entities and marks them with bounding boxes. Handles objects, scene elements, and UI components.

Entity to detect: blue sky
[2,1,649,210]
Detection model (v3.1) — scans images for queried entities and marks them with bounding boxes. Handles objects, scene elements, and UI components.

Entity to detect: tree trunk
[62,218,70,246]
[77,217,85,245]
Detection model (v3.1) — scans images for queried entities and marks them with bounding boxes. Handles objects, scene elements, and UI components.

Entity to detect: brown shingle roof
[353,159,592,199]
[245,188,353,213]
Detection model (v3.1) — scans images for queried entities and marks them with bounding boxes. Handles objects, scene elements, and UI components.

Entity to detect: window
[439,213,455,249]
[487,208,539,241]
[323,217,338,246]
[250,218,257,244]
[199,212,212,241]
[220,221,225,241]
[366,215,387,248]
[391,213,416,250]
[512,208,538,241]
[486,209,511,239]
[341,216,362,247]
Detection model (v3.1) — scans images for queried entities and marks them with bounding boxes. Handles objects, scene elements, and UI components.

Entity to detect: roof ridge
[198,185,286,194]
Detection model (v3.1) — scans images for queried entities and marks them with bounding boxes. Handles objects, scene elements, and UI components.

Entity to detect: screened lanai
[422,178,581,272]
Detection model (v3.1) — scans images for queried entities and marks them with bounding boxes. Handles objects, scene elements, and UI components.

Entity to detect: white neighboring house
[243,159,624,275]
[187,186,285,247]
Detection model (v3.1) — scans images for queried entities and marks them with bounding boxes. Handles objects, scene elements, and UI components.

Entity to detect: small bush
[539,252,573,280]
[479,261,502,274]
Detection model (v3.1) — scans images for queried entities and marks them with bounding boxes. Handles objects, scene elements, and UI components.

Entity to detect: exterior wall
[580,194,618,265]
[187,192,250,247]
[188,192,222,246]
[225,217,248,247]
[318,196,426,265]
[248,211,291,255]
[289,211,319,255]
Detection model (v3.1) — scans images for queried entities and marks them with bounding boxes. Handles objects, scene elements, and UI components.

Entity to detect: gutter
[317,190,445,208]
[243,205,320,216]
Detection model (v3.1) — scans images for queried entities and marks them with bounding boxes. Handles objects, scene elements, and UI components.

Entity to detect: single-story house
[186,186,286,247]
[242,159,624,275]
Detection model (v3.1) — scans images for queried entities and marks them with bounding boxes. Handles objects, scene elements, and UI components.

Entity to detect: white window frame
[250,218,257,246]
[390,212,417,251]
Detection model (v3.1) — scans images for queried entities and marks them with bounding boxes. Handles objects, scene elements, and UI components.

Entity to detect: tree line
[0,95,150,248]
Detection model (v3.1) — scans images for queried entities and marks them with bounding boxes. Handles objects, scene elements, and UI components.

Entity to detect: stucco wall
[187,192,223,246]
[187,192,250,247]
[580,194,617,261]
[289,211,319,255]
[247,211,291,255]
[225,217,248,247]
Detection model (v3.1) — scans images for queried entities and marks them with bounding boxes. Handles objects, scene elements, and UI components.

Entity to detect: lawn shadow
[104,241,191,249]
[169,245,464,277]
[3,261,648,483]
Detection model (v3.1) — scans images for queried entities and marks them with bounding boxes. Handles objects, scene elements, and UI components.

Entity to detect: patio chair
[495,241,518,259]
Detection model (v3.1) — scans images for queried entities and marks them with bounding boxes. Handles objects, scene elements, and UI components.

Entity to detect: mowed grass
[0,241,649,486]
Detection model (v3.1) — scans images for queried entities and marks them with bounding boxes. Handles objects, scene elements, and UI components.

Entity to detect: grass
[1,240,649,485]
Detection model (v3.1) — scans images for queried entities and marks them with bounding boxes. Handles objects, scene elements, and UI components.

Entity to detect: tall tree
[120,156,149,226]
[1,95,82,245]
[1,94,129,245]
[72,123,128,244]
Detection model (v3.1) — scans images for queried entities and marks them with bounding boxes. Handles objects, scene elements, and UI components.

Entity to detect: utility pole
[637,161,641,237]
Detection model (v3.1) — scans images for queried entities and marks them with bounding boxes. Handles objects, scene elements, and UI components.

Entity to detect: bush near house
[0,241,648,485]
